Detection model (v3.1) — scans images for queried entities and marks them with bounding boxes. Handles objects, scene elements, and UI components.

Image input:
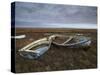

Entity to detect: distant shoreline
[14,28,97,33]
[14,27,97,29]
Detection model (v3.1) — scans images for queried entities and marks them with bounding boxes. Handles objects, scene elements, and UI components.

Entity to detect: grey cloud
[14,2,97,28]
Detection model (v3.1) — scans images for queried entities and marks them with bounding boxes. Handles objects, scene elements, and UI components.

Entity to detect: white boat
[19,37,52,59]
[11,35,26,39]
[52,34,91,48]
[18,34,91,59]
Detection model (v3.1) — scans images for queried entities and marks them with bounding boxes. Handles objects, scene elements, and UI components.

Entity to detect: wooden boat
[11,35,26,39]
[18,34,91,59]
[52,34,91,48]
[19,37,52,59]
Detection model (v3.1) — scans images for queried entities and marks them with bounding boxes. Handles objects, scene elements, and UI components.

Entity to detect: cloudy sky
[14,2,97,29]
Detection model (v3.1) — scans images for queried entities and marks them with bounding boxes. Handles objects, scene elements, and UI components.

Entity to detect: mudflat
[15,28,97,73]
